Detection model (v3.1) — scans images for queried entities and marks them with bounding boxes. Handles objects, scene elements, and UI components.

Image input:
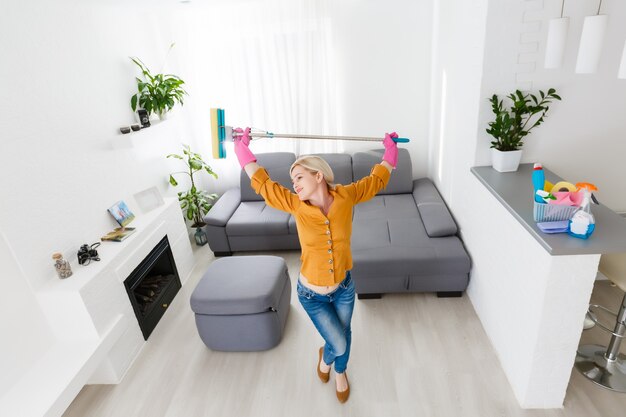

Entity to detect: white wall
[4,0,621,408]
[429,0,626,407]
[475,0,626,212]
[1,0,435,289]
[0,1,195,292]
[430,0,626,273]
[176,0,434,195]
[0,0,434,398]
[0,0,197,397]
[328,0,433,177]
[0,233,55,394]
[427,0,488,206]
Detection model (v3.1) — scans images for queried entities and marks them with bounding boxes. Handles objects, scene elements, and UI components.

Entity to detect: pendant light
[545,0,569,69]
[575,0,608,74]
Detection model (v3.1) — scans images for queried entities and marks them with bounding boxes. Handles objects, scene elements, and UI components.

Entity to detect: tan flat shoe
[336,372,350,403]
[317,347,330,383]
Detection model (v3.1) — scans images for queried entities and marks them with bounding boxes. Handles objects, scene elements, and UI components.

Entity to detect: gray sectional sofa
[202,149,471,298]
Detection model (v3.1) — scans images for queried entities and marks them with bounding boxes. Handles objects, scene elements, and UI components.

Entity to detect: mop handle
[234,131,410,143]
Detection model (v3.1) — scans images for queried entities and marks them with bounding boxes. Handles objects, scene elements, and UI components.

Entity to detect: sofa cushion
[309,153,353,186]
[353,194,420,221]
[351,217,470,277]
[203,188,241,227]
[226,202,291,236]
[412,179,458,237]
[352,148,412,194]
[240,152,296,202]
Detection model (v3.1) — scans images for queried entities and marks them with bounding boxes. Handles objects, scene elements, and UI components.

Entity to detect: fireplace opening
[124,236,181,340]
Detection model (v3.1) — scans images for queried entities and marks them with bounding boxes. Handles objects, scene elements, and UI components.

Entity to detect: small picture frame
[108,200,135,228]
[134,186,165,214]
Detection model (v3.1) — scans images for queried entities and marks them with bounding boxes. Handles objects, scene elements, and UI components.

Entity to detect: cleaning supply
[210,108,226,159]
[537,220,569,234]
[549,191,582,206]
[209,108,410,159]
[550,181,577,193]
[567,183,597,239]
[535,189,556,203]
[532,163,546,203]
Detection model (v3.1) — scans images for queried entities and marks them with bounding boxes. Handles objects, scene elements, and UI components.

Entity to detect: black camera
[78,242,101,265]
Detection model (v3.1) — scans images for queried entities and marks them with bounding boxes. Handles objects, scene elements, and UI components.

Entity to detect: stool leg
[574,292,626,392]
[606,293,626,361]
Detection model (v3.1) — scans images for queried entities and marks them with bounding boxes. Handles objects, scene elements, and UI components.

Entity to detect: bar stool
[574,255,626,392]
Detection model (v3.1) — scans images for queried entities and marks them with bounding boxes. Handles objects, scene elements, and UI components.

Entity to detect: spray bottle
[532,163,546,203]
[567,183,598,239]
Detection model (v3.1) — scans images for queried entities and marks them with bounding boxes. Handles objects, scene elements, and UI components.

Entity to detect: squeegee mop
[210,108,409,159]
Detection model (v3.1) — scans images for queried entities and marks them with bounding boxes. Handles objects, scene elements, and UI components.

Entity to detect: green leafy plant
[167,145,218,227]
[486,88,561,151]
[130,44,188,118]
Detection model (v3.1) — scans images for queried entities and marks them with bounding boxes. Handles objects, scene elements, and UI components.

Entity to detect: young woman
[232,127,398,403]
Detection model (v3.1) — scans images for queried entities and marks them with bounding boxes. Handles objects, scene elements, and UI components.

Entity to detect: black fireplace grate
[124,236,181,340]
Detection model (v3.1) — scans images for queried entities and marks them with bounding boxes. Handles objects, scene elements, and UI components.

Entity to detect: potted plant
[486,88,561,172]
[130,44,188,120]
[167,144,218,245]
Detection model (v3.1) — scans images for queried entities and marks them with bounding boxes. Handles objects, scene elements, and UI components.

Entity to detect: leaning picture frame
[108,200,135,228]
[133,186,165,214]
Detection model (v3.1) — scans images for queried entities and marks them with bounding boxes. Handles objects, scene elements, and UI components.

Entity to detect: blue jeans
[297,271,355,373]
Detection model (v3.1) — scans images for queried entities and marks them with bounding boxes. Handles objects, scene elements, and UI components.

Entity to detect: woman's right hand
[233,127,257,168]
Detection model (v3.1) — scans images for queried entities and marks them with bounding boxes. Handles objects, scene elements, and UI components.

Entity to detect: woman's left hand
[382,132,399,168]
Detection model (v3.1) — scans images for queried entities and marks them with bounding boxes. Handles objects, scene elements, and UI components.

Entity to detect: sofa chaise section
[350,149,470,298]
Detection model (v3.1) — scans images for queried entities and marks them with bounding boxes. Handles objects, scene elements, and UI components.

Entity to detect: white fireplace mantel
[0,198,194,417]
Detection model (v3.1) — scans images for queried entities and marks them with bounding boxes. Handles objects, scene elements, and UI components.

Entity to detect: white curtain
[181,0,341,163]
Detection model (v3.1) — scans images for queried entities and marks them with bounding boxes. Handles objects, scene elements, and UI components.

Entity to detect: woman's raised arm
[233,127,261,178]
[234,127,299,213]
[381,131,399,173]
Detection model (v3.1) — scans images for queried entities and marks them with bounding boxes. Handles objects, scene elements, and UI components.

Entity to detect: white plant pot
[491,148,523,172]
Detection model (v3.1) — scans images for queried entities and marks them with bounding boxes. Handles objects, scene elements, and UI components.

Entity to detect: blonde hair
[290,156,336,190]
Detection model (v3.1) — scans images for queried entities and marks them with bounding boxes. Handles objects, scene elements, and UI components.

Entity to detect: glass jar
[52,252,73,279]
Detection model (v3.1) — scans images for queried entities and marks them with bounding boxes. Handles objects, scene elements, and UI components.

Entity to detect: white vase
[491,148,523,172]
[157,110,169,121]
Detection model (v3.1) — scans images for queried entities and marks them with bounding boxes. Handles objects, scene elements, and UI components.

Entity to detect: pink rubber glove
[233,127,257,168]
[382,132,399,168]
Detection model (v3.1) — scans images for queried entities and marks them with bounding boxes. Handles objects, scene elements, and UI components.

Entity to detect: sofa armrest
[203,188,241,227]
[412,179,458,237]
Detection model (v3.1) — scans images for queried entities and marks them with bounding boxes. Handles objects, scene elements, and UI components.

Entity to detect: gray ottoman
[190,255,291,351]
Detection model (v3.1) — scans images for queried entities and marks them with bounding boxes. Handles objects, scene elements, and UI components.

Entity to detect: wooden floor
[64,245,626,417]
